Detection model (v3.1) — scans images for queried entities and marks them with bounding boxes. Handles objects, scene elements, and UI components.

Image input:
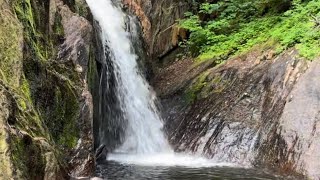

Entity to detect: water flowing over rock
[87,0,238,170]
[86,0,171,156]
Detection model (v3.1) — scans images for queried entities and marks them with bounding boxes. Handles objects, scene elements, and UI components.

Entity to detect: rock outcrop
[123,0,190,61]
[156,48,319,179]
[260,59,320,179]
[0,0,96,179]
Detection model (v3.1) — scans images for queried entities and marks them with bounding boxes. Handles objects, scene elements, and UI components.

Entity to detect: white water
[86,0,171,154]
[86,0,238,168]
[108,153,237,167]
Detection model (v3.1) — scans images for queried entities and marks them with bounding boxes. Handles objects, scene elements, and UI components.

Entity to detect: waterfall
[87,0,241,167]
[86,0,172,155]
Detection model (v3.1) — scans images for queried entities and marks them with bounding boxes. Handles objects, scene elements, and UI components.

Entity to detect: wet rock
[123,0,152,45]
[95,144,109,164]
[56,0,95,177]
[58,0,92,79]
[70,176,103,180]
[156,49,320,178]
[274,60,320,179]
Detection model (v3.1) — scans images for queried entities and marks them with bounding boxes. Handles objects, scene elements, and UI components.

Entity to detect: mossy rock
[185,70,210,103]
[0,1,23,87]
[0,0,89,178]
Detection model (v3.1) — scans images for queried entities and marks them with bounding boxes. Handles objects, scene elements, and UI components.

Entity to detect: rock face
[157,49,304,164]
[123,0,190,59]
[0,0,96,179]
[57,0,94,177]
[156,48,320,179]
[264,60,320,179]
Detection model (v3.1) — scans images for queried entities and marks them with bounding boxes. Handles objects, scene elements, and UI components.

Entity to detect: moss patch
[75,0,90,17]
[12,0,62,62]
[10,135,46,179]
[185,70,210,103]
[0,2,23,87]
[0,88,13,178]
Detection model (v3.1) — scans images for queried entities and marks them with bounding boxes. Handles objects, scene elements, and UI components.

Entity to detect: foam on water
[108,153,239,167]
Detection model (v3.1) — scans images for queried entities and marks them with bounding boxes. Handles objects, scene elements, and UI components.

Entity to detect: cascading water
[86,0,171,154]
[86,0,238,167]
[77,1,294,179]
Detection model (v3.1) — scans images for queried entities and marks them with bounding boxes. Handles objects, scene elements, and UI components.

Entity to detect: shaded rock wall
[0,0,96,179]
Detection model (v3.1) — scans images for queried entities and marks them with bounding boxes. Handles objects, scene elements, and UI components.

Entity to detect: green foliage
[200,3,220,14]
[180,0,320,61]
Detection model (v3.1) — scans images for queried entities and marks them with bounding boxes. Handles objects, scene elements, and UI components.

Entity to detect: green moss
[48,84,80,149]
[13,0,51,62]
[185,71,210,103]
[0,0,87,178]
[10,135,46,179]
[11,0,81,149]
[53,13,65,39]
[211,76,230,94]
[20,77,32,101]
[0,4,23,87]
[75,0,89,17]
[184,70,233,104]
[0,94,13,178]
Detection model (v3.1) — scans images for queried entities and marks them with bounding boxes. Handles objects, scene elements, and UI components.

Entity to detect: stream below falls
[96,162,292,180]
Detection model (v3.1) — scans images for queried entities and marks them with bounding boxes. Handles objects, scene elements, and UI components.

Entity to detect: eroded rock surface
[56,0,94,177]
